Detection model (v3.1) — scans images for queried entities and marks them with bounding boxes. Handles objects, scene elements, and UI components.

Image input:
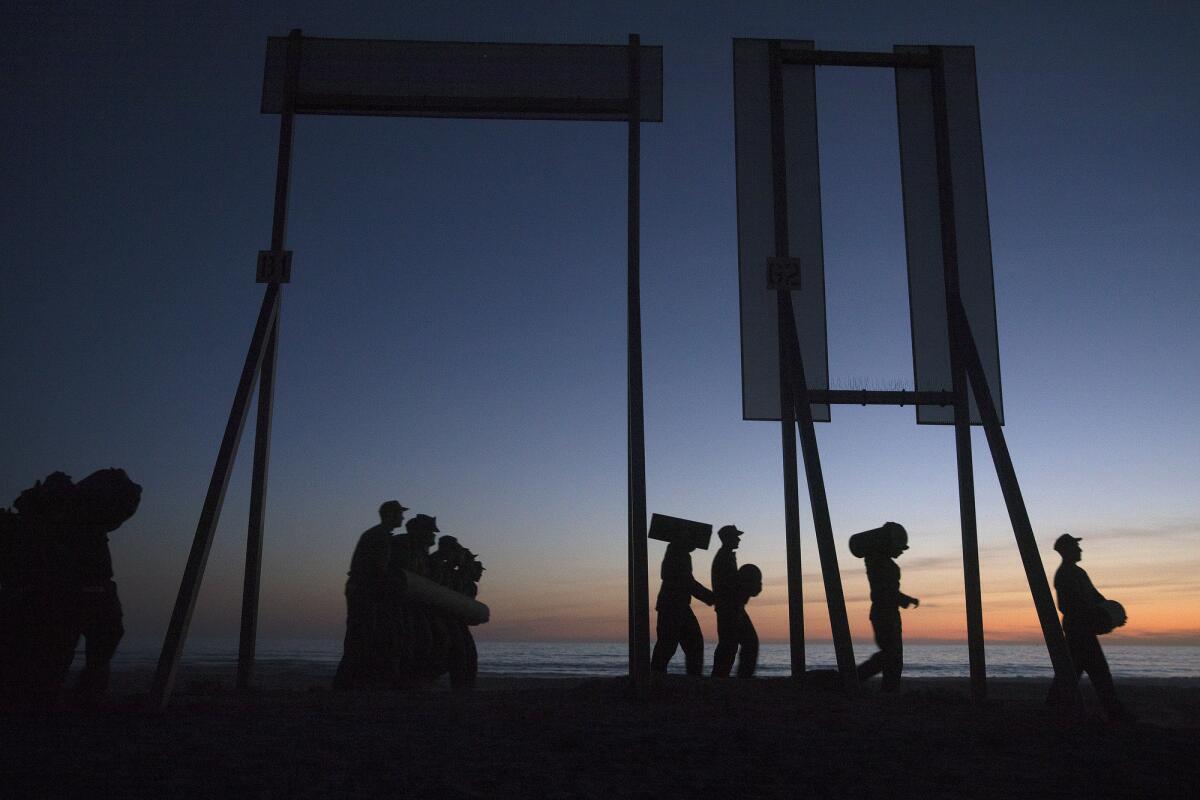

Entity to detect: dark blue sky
[2,1,1197,646]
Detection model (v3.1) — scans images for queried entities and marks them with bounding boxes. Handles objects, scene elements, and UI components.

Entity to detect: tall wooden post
[152,29,300,710]
[929,47,987,702]
[767,43,807,680]
[768,42,856,690]
[626,34,651,689]
[236,28,301,693]
[236,312,280,692]
[777,292,806,679]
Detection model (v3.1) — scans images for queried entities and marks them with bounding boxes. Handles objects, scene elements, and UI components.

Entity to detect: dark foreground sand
[2,665,1197,799]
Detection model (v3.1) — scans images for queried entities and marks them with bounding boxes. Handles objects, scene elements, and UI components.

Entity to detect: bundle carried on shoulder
[10,469,141,531]
[849,522,907,558]
[1091,599,1127,635]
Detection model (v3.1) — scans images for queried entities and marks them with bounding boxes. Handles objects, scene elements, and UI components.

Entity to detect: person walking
[334,500,407,689]
[710,525,759,678]
[855,522,918,692]
[1046,533,1134,722]
[650,537,714,676]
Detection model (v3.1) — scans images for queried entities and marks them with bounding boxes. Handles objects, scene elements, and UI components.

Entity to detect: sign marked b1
[256,250,293,283]
[767,257,803,290]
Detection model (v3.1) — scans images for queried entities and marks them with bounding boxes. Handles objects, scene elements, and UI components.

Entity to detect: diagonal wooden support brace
[150,284,281,710]
[952,301,1079,699]
[779,290,859,693]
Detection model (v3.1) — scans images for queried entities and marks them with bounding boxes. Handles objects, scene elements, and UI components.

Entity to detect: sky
[2,1,1198,660]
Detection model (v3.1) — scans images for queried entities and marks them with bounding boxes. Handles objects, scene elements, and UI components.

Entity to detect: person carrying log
[853,522,919,692]
[334,500,408,690]
[650,536,715,677]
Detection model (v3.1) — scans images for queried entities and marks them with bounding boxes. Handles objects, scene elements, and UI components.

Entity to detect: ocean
[113,639,1199,680]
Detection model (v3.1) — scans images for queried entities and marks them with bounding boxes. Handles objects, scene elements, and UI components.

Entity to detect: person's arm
[691,579,715,606]
[899,592,919,608]
[1056,567,1089,618]
[1079,568,1106,604]
[363,528,391,578]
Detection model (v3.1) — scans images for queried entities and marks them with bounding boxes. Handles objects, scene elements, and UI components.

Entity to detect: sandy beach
[2,664,1197,798]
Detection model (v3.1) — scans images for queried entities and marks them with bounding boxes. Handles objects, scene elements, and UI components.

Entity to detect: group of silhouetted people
[650,519,1132,722]
[651,524,763,678]
[1,464,1134,722]
[334,501,485,690]
[0,469,142,710]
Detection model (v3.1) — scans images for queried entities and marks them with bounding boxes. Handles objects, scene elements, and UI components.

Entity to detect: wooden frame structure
[150,30,661,709]
[752,42,1077,701]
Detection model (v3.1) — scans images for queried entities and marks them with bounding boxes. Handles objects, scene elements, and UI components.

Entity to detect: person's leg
[650,607,681,672]
[33,592,79,708]
[1075,633,1129,720]
[1047,629,1087,705]
[736,612,759,679]
[679,608,705,677]
[335,582,368,689]
[711,608,737,678]
[74,587,124,706]
[874,610,903,692]
[857,613,887,682]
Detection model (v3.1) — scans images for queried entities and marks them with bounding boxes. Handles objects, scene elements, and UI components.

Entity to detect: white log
[401,570,489,625]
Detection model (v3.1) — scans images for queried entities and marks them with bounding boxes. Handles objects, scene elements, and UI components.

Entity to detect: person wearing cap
[650,534,716,677]
[462,551,485,598]
[855,521,919,692]
[393,514,441,682]
[1046,534,1133,722]
[710,525,759,678]
[334,500,408,690]
[458,551,484,687]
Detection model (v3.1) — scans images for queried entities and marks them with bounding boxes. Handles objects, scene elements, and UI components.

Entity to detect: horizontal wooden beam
[807,389,953,406]
[779,49,935,70]
[290,93,651,121]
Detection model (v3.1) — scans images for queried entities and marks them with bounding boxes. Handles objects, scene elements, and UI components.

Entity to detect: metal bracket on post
[255,250,293,283]
[767,257,803,291]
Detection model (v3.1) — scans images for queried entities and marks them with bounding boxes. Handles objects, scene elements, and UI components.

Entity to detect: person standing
[1046,533,1133,722]
[334,500,408,689]
[650,537,714,676]
[710,525,759,678]
[855,522,918,692]
[61,468,142,708]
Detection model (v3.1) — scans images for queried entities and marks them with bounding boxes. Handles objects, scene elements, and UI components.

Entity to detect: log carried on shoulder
[399,569,490,626]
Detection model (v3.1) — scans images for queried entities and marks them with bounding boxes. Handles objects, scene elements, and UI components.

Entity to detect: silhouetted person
[63,469,141,707]
[1,469,140,709]
[856,522,918,692]
[431,534,462,587]
[432,535,472,688]
[396,514,442,681]
[710,525,759,678]
[650,539,714,676]
[459,551,483,687]
[1046,534,1134,722]
[334,500,407,690]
